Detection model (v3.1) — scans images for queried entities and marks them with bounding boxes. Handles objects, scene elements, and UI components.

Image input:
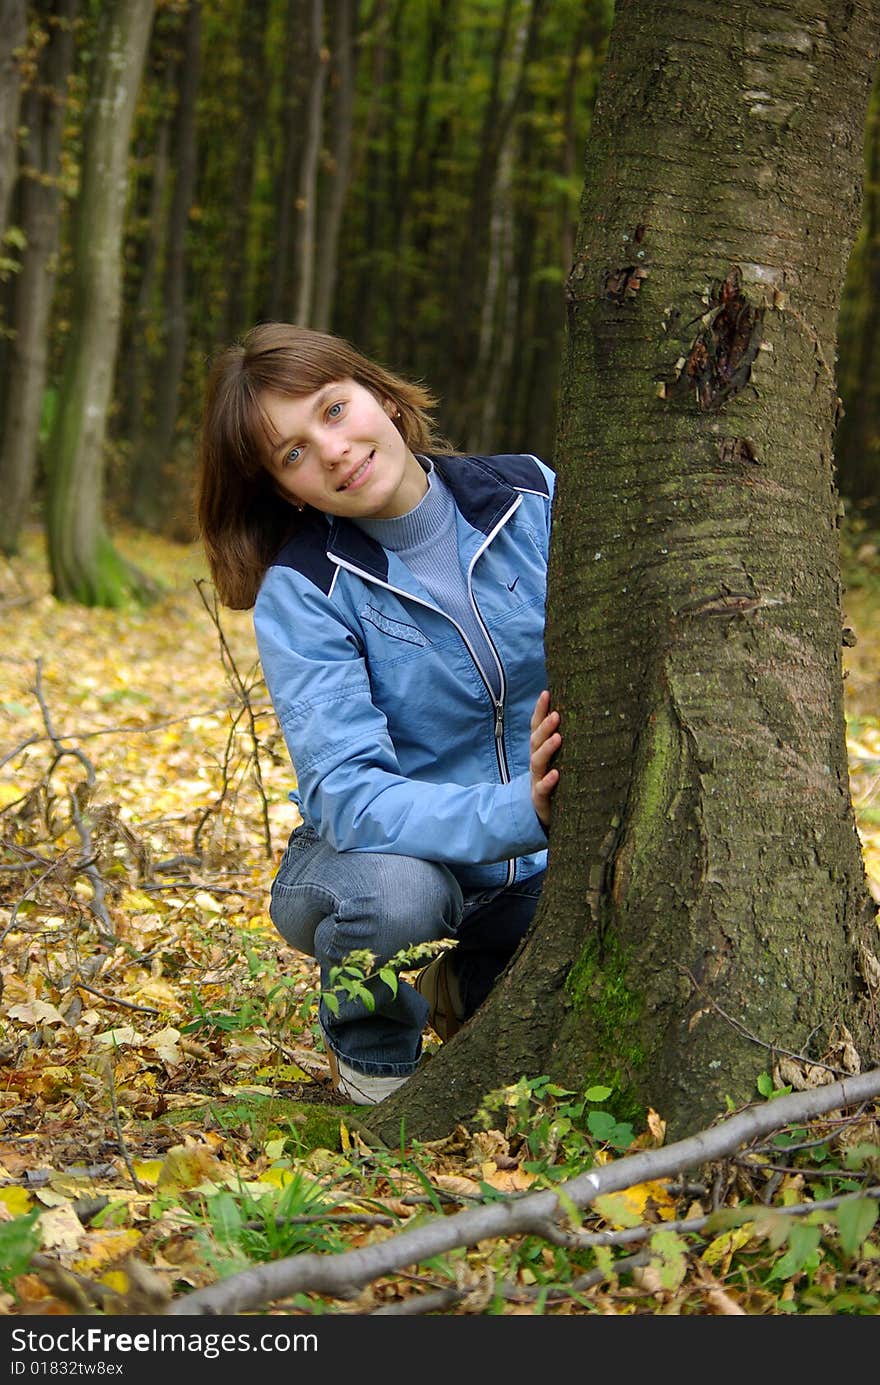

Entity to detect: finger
[530,690,550,731]
[531,729,561,765]
[530,710,560,749]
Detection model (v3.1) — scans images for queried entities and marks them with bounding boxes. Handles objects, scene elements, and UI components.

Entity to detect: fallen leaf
[7,1001,68,1027]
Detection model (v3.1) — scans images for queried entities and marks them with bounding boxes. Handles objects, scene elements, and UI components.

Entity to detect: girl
[197,323,561,1104]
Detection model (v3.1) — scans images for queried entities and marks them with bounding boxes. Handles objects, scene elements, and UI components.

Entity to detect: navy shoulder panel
[432,453,550,535]
[473,453,550,497]
[270,514,337,596]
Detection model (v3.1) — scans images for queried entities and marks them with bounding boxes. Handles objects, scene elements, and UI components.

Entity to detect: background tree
[44,0,156,604]
[837,65,880,513]
[0,0,27,247]
[372,0,880,1144]
[0,0,78,555]
[127,0,201,533]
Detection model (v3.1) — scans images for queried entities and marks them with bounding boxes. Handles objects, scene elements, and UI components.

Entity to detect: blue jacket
[253,451,555,892]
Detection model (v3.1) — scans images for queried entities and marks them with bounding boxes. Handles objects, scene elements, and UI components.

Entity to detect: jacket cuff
[508,772,550,854]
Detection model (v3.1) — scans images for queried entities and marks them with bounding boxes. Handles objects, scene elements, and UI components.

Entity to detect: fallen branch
[166,1066,880,1316]
[32,659,116,943]
[194,581,273,859]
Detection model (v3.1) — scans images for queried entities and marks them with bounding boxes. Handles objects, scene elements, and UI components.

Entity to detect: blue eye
[327,402,344,419]
[284,446,302,467]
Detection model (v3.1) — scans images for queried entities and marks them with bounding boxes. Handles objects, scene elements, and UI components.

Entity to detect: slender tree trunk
[128,0,201,531]
[469,2,532,452]
[836,64,880,510]
[373,0,880,1144]
[45,0,157,606]
[219,0,269,342]
[115,108,170,455]
[447,0,544,444]
[0,0,77,554]
[293,0,327,325]
[313,0,355,332]
[268,0,308,319]
[0,0,27,245]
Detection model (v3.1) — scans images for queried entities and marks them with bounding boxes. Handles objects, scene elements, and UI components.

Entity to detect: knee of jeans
[323,856,461,965]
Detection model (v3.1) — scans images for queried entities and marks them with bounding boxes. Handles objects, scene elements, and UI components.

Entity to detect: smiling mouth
[338,451,374,492]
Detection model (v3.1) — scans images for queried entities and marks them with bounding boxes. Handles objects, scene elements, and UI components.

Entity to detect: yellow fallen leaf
[38,1203,85,1253]
[120,889,158,912]
[700,1224,755,1267]
[36,1066,74,1098]
[595,1178,676,1228]
[7,1001,68,1027]
[481,1168,536,1193]
[100,1270,130,1294]
[144,1026,182,1066]
[95,1026,144,1048]
[72,1228,141,1275]
[257,1166,298,1189]
[0,1186,33,1216]
[193,891,223,914]
[157,1144,224,1191]
[132,1160,164,1186]
[219,1083,275,1096]
[135,980,183,1009]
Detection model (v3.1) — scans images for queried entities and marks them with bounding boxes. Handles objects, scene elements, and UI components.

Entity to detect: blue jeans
[269,824,544,1077]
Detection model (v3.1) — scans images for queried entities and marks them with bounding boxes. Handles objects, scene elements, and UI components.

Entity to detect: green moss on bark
[565,930,645,1117]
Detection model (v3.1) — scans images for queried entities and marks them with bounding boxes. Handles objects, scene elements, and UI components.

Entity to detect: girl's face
[259,379,428,520]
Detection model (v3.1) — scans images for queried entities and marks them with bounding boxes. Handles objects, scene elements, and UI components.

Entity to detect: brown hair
[196,322,452,609]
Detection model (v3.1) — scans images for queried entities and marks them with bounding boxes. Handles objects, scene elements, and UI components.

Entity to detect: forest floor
[1,519,880,1318]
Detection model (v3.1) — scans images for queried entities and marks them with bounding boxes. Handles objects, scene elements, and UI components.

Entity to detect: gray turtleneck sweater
[355,462,502,703]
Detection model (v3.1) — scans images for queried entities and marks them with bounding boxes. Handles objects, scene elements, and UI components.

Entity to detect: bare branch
[166,1067,880,1316]
[194,581,273,858]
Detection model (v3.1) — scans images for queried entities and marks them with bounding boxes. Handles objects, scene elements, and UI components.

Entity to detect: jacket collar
[271,453,546,590]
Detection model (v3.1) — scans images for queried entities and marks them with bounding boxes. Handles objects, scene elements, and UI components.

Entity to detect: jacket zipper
[330,495,522,885]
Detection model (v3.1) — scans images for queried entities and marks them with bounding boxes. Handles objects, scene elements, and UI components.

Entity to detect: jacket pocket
[360,603,429,647]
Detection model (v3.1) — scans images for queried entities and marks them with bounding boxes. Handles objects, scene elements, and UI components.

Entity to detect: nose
[317,429,350,468]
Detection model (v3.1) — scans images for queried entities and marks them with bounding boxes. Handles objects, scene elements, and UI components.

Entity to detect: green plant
[477,1075,639,1176]
[0,1210,42,1293]
[196,1168,347,1275]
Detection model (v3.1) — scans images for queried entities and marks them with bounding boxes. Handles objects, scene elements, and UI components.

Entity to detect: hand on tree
[530,689,561,828]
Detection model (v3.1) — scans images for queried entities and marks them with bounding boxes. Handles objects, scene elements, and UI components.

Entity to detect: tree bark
[128,0,201,532]
[372,0,880,1144]
[219,0,269,342]
[0,0,27,245]
[0,0,77,554]
[267,0,309,320]
[293,0,328,325]
[836,64,880,510]
[312,0,355,332]
[45,0,156,605]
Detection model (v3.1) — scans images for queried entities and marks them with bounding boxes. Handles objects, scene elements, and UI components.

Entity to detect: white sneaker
[325,1043,411,1105]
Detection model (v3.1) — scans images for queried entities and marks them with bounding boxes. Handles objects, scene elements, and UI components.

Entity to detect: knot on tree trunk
[681,267,765,410]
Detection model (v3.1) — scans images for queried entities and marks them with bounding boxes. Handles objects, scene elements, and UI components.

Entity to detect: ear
[383,397,401,420]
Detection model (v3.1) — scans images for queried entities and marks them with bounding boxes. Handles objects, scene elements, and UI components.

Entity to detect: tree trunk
[219,0,269,342]
[469,1,532,452]
[293,0,328,325]
[45,0,156,606]
[114,102,171,460]
[373,0,880,1144]
[0,0,27,245]
[312,0,355,332]
[0,0,77,554]
[836,64,880,510]
[128,0,201,532]
[267,0,308,320]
